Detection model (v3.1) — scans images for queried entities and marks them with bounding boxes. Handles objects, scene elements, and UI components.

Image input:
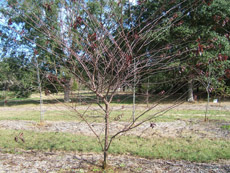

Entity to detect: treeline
[0,0,229,102]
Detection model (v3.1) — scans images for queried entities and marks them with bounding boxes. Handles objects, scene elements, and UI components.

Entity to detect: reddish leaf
[126,54,132,65]
[73,16,83,29]
[19,132,23,138]
[218,54,228,61]
[73,22,77,29]
[210,43,215,49]
[8,19,12,25]
[166,44,171,50]
[134,33,139,39]
[173,13,178,19]
[20,30,24,35]
[176,20,184,26]
[199,70,205,75]
[218,77,223,81]
[159,90,165,95]
[44,3,52,12]
[14,136,18,142]
[218,53,223,61]
[47,4,52,11]
[150,122,156,128]
[225,69,230,78]
[88,33,97,41]
[197,43,204,56]
[77,16,82,23]
[45,40,49,45]
[34,49,38,55]
[225,33,229,39]
[222,20,226,26]
[19,133,25,142]
[213,15,221,23]
[204,0,213,6]
[117,0,121,6]
[137,0,146,5]
[169,0,176,4]
[209,87,214,93]
[100,22,103,28]
[90,43,97,50]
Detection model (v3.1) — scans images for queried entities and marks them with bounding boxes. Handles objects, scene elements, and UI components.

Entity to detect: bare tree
[5,0,204,169]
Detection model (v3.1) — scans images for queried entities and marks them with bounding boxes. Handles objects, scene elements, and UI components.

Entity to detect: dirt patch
[0,120,229,139]
[0,150,230,173]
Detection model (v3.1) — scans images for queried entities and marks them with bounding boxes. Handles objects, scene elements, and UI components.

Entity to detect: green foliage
[72,80,78,91]
[128,0,230,97]
[179,0,230,96]
[0,57,36,98]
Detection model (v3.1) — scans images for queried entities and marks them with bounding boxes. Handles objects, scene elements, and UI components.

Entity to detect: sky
[130,0,137,5]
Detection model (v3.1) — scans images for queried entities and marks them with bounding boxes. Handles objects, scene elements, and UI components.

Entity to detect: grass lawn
[0,108,230,122]
[1,93,230,164]
[1,129,230,162]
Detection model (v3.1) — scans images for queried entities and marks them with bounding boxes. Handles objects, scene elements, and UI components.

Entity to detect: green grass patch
[0,129,101,153]
[0,110,88,122]
[111,136,230,162]
[221,124,230,131]
[1,129,230,162]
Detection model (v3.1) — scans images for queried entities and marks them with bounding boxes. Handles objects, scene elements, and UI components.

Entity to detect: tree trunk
[103,101,109,169]
[137,83,142,93]
[187,79,194,102]
[35,58,44,123]
[205,66,211,122]
[205,90,210,122]
[122,85,126,92]
[64,78,73,103]
[146,76,149,107]
[64,86,70,102]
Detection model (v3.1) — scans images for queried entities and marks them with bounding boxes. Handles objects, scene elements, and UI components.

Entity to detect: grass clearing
[1,108,230,123]
[1,95,230,164]
[0,110,81,122]
[1,129,230,162]
[221,124,230,131]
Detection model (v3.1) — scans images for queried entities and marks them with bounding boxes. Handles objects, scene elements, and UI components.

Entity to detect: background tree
[169,0,230,102]
[0,22,36,99]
